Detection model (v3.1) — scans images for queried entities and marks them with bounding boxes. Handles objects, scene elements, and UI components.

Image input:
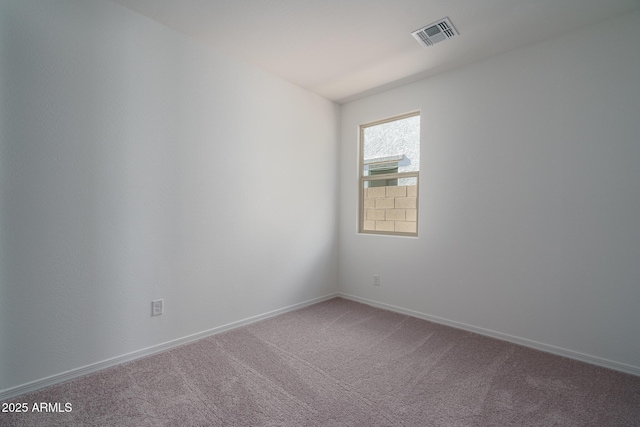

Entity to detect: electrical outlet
[152,299,164,316]
[373,275,381,286]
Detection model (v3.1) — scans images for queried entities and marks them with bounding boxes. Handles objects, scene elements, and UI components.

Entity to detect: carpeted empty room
[3,1,640,426]
[2,298,640,426]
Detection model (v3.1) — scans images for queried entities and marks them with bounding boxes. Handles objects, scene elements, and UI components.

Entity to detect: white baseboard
[0,293,339,402]
[339,293,640,377]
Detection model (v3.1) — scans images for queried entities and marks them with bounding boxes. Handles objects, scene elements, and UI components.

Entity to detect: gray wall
[339,11,640,372]
[0,0,339,393]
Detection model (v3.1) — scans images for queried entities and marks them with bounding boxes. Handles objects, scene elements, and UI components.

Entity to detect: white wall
[0,0,338,394]
[339,10,640,372]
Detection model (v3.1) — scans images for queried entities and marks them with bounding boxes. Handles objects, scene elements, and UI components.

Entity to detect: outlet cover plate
[373,275,381,286]
[152,299,164,316]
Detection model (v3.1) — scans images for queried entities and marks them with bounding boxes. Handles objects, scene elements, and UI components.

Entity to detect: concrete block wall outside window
[363,185,417,233]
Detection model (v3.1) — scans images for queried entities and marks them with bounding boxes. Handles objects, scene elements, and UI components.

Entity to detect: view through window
[360,112,420,235]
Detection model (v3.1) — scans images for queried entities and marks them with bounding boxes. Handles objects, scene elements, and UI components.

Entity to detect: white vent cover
[412,17,458,47]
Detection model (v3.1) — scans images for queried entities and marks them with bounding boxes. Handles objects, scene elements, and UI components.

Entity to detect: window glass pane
[362,115,420,176]
[360,112,419,236]
[362,177,418,234]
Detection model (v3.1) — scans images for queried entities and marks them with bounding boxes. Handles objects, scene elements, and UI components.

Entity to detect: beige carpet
[2,297,639,426]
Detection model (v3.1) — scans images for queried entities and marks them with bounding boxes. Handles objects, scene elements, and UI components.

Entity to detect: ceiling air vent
[412,17,458,48]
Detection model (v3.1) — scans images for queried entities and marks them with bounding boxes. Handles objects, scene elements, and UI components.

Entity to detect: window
[359,112,420,236]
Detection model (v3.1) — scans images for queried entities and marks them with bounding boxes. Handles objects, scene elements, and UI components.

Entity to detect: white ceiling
[112,0,640,104]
